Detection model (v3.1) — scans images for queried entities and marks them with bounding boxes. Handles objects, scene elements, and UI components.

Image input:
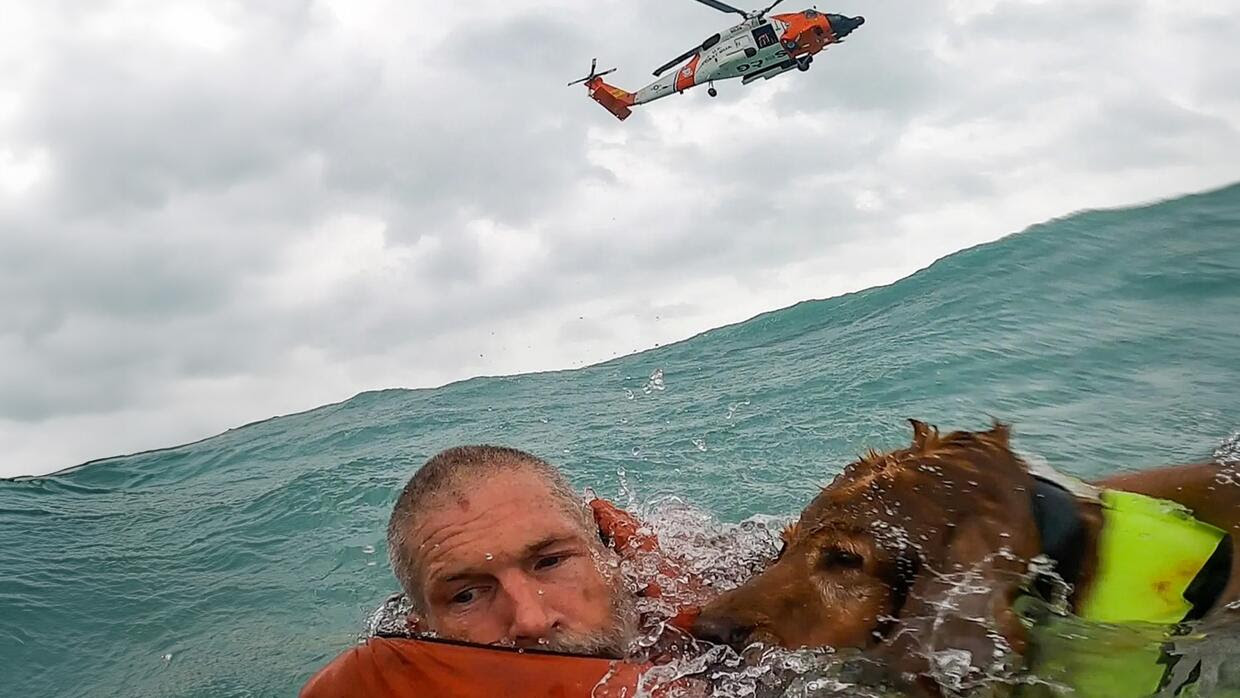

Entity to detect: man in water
[384,445,639,654]
[301,446,674,697]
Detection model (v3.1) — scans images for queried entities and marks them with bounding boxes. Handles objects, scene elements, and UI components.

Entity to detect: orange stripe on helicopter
[674,54,701,93]
[774,12,834,57]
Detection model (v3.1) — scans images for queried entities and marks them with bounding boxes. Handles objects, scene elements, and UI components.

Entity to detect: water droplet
[725,400,751,420]
[623,388,635,400]
[691,438,707,452]
[485,553,494,561]
[642,368,666,394]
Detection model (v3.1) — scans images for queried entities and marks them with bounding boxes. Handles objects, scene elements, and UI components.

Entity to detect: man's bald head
[386,445,594,609]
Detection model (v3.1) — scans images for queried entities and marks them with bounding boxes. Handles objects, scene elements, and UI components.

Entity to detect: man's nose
[503,576,560,645]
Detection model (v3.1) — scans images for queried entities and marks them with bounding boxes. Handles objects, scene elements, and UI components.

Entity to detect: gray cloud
[0,0,1237,475]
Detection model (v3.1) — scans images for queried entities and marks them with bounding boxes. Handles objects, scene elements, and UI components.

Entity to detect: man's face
[408,469,634,655]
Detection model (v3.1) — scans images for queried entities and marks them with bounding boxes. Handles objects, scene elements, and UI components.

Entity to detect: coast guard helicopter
[569,0,864,121]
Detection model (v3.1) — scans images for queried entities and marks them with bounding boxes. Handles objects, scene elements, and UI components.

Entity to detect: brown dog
[692,421,1240,691]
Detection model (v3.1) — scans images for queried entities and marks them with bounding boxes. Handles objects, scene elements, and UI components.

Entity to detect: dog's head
[694,421,1041,678]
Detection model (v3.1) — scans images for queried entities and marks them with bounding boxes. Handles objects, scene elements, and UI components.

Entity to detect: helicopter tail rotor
[569,59,634,121]
[567,58,617,87]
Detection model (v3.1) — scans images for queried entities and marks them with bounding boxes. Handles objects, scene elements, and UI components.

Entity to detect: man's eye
[451,589,478,605]
[534,554,566,571]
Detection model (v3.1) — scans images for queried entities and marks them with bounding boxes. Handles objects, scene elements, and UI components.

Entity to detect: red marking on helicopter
[675,54,703,92]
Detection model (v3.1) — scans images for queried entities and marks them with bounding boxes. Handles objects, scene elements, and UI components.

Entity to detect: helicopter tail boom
[586,77,635,121]
[570,59,635,121]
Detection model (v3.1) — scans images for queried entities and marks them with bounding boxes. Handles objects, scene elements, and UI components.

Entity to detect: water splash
[364,593,415,639]
[643,369,667,395]
[1214,432,1240,465]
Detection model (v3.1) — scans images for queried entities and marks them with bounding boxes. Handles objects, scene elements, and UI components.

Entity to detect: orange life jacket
[299,636,647,698]
[300,500,703,698]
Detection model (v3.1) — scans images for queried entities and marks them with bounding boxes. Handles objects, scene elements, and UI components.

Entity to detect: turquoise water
[2,184,1238,697]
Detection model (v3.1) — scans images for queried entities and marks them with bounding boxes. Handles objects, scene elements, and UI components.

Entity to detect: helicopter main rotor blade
[653,46,701,77]
[758,0,787,15]
[690,0,747,16]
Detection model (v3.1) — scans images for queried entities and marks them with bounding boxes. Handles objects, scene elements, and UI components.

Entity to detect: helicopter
[569,0,864,121]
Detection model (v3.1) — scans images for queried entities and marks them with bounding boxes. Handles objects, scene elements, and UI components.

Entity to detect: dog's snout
[691,614,755,648]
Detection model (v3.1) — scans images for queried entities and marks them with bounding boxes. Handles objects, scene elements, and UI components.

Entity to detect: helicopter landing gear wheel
[708,86,718,98]
[797,56,812,72]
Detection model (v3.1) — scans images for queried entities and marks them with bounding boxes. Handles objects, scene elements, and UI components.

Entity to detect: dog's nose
[691,614,755,648]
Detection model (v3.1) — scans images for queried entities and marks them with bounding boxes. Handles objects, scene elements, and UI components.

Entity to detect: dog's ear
[881,522,1035,693]
[908,419,938,451]
[984,421,1012,448]
[879,431,1037,693]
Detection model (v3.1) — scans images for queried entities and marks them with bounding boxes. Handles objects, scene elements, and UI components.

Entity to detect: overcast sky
[1,0,1237,477]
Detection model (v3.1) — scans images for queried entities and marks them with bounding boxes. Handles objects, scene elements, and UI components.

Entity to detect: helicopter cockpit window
[804,9,818,18]
[752,24,778,49]
[701,33,721,51]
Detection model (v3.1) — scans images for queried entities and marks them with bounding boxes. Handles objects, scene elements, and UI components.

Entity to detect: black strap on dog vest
[1029,476,1087,593]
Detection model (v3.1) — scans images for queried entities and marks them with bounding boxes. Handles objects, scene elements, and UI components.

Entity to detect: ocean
[2,183,1238,697]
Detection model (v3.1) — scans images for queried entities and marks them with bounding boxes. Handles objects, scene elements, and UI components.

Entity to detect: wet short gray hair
[386,445,593,611]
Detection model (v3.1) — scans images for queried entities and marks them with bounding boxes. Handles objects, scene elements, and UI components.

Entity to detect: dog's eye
[821,548,864,570]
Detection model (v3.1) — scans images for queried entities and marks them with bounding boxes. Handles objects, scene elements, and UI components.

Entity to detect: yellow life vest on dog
[1024,488,1229,697]
[1079,489,1227,624]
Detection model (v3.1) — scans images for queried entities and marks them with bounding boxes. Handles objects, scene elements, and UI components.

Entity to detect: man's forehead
[410,470,583,545]
[435,467,559,508]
